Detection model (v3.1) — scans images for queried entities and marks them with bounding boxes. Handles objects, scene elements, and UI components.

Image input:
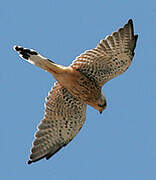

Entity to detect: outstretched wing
[28,82,86,164]
[71,19,138,86]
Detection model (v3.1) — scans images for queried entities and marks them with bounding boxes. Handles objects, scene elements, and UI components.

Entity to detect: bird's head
[97,92,107,114]
[91,91,107,114]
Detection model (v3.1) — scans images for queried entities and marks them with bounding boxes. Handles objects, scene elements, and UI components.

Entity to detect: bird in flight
[14,19,138,164]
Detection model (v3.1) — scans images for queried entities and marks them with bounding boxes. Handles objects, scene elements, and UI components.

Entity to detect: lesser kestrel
[14,19,138,164]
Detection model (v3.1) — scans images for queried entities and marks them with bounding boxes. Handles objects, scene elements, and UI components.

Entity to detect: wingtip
[27,160,33,165]
[128,19,133,24]
[135,34,138,39]
[127,19,134,31]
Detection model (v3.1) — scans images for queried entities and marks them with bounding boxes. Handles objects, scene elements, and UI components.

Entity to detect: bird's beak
[99,111,103,114]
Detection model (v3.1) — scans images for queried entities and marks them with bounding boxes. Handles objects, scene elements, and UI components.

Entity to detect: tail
[13,46,65,73]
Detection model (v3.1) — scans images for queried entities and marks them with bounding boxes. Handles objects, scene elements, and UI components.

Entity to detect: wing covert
[28,82,86,164]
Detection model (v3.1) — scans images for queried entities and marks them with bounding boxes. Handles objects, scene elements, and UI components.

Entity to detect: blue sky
[1,0,156,179]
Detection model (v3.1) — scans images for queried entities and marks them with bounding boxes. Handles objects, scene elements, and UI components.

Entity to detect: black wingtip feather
[27,160,33,165]
[45,146,63,160]
[126,19,138,54]
[27,144,64,164]
[127,19,134,36]
[128,19,133,24]
[27,154,47,165]
[132,35,138,52]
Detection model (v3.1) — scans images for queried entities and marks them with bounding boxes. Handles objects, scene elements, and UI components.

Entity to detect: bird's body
[14,19,138,164]
[55,68,102,111]
[50,66,103,111]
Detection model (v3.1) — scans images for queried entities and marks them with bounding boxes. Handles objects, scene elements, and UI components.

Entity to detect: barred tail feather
[13,46,64,73]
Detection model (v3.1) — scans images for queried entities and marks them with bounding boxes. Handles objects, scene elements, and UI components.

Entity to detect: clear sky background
[1,0,156,179]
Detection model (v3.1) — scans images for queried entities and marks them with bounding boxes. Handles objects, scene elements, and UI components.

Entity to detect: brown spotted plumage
[14,19,138,164]
[28,82,86,164]
[71,19,138,86]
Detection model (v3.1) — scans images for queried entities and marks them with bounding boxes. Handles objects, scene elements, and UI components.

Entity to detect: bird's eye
[98,101,107,108]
